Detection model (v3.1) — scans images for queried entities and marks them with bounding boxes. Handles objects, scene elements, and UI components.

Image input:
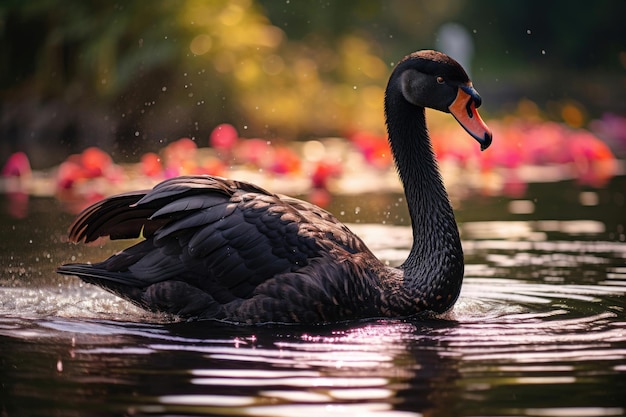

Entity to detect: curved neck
[384,89,463,311]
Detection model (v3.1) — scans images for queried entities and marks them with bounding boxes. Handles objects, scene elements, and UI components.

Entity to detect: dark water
[1,175,626,417]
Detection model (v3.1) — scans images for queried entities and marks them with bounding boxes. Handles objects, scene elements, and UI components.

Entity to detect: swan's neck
[386,104,464,312]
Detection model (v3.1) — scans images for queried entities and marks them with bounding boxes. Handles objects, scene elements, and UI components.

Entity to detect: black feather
[57,50,490,323]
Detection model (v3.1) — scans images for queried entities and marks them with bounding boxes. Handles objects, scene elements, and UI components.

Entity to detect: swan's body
[57,50,492,324]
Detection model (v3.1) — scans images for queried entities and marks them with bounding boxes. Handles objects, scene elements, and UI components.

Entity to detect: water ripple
[2,208,626,416]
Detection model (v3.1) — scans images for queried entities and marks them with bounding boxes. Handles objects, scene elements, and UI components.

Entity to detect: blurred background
[1,0,625,195]
[3,4,626,416]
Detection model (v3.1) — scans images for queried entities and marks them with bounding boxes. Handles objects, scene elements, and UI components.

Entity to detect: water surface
[1,176,625,417]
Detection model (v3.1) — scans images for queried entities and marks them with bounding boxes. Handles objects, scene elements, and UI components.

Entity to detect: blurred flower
[210,123,239,159]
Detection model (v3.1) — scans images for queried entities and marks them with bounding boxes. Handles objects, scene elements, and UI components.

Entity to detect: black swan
[57,50,492,324]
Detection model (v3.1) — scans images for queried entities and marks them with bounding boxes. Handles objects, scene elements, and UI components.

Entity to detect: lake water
[1,174,626,417]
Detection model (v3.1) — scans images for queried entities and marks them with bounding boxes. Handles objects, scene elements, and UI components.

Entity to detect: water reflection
[1,316,455,416]
[1,177,626,416]
[3,304,625,416]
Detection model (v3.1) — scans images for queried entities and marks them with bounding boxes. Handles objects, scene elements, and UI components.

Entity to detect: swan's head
[394,50,492,151]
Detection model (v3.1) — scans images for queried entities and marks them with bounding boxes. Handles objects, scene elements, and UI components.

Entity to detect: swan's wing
[278,194,373,255]
[67,190,156,242]
[61,175,368,300]
[67,175,268,243]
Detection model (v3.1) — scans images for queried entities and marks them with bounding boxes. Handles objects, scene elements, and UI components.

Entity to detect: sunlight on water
[462,220,606,240]
[146,323,425,417]
[523,408,624,417]
[1,177,626,416]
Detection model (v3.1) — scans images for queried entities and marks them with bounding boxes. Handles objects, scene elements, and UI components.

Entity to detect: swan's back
[58,175,383,322]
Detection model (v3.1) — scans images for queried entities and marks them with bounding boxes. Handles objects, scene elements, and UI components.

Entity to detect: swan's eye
[436,76,445,84]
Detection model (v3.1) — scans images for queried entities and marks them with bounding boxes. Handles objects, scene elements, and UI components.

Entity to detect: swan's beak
[449,84,493,151]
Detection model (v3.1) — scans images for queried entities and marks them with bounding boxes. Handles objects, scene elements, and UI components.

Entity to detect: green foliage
[1,0,624,167]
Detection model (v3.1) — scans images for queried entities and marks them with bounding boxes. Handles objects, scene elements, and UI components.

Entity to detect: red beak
[448,84,493,151]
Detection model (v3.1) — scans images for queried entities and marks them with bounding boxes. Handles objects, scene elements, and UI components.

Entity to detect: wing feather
[60,175,372,303]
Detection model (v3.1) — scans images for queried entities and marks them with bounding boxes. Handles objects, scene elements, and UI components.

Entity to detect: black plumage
[57,50,492,324]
